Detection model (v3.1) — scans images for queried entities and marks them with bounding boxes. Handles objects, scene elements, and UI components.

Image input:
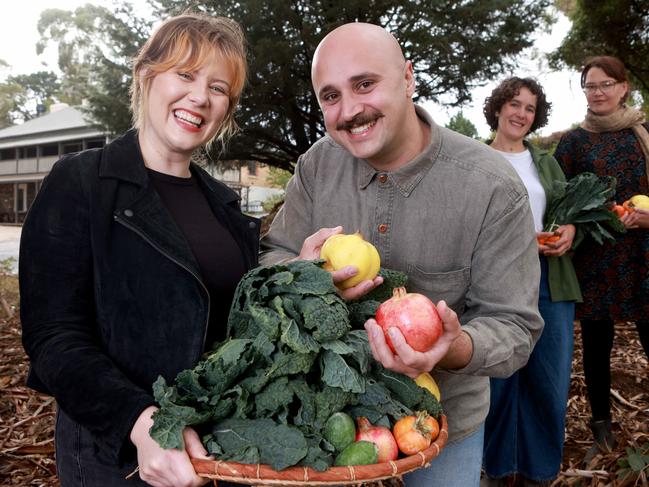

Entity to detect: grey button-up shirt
[260,106,543,442]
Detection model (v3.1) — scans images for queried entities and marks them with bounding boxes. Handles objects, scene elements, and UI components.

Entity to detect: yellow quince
[320,232,380,289]
[629,194,649,210]
[415,372,441,401]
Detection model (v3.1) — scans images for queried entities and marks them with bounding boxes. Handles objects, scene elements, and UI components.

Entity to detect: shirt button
[378,223,388,233]
[124,209,134,217]
[248,221,257,229]
[378,173,388,183]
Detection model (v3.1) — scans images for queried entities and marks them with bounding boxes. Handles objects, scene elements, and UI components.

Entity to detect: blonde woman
[20,14,258,487]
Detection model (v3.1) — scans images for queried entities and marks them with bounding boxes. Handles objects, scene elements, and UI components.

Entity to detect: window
[247,160,257,176]
[0,149,15,161]
[16,183,28,213]
[23,146,37,158]
[63,142,82,154]
[86,139,105,149]
[41,144,59,156]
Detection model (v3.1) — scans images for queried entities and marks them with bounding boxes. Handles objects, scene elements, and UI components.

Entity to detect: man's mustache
[336,110,384,131]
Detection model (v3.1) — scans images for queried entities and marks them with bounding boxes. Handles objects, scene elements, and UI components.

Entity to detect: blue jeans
[483,257,575,481]
[403,423,484,487]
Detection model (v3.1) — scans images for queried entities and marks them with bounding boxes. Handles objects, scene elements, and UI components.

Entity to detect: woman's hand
[130,406,210,487]
[295,226,383,300]
[539,224,576,257]
[363,301,464,378]
[622,208,649,229]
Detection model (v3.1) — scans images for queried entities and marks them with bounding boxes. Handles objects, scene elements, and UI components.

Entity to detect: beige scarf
[582,105,649,182]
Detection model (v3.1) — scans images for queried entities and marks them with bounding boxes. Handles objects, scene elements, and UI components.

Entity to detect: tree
[550,0,649,109]
[445,111,479,139]
[40,0,553,170]
[0,71,62,126]
[36,3,154,135]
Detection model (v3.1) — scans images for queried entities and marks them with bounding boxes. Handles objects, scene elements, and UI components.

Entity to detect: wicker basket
[192,415,448,486]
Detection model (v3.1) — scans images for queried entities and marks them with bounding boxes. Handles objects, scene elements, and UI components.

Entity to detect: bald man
[260,23,544,486]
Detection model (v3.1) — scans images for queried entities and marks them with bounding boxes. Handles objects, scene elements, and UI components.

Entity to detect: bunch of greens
[151,260,442,471]
[544,172,625,244]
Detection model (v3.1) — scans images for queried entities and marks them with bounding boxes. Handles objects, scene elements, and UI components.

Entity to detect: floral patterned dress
[554,124,649,321]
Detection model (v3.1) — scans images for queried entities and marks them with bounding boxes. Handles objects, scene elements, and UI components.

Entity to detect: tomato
[612,204,626,218]
[375,287,442,353]
[392,412,440,456]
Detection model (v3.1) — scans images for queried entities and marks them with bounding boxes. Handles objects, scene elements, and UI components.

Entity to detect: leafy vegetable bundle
[151,261,441,471]
[544,172,625,243]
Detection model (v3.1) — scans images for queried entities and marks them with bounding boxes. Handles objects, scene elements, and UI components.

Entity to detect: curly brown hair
[483,77,551,134]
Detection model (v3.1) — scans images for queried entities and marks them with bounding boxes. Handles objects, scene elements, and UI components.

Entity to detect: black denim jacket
[19,129,259,463]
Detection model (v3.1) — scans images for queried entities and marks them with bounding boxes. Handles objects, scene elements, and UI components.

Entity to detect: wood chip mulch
[1,310,647,485]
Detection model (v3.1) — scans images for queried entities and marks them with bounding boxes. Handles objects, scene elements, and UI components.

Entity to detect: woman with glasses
[481,77,581,487]
[554,55,649,465]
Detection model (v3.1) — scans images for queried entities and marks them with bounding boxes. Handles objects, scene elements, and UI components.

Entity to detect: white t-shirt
[495,149,546,232]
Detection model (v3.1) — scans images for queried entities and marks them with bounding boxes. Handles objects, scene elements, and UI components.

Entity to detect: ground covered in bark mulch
[1,279,647,486]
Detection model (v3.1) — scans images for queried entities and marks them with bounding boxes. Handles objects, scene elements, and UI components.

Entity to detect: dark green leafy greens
[544,172,625,244]
[151,261,441,470]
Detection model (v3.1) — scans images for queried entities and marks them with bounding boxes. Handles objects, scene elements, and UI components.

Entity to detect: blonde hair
[130,14,247,146]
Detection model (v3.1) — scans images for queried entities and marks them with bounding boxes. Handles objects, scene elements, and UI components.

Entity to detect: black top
[147,168,246,348]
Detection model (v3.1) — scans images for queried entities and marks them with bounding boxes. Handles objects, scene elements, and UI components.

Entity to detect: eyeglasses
[582,81,621,94]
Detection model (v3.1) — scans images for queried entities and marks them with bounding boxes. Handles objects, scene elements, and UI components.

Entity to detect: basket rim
[192,414,448,486]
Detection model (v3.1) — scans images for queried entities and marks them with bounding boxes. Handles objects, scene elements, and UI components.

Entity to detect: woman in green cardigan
[481,77,581,486]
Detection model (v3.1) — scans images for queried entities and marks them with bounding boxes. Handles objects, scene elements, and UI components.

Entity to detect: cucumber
[334,440,379,466]
[323,412,356,452]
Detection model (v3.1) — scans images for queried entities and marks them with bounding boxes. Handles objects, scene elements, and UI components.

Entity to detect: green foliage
[366,268,408,303]
[616,442,649,484]
[0,257,16,275]
[261,193,284,213]
[151,260,442,470]
[0,71,61,126]
[36,3,154,135]
[37,0,552,170]
[445,111,479,139]
[347,267,408,327]
[549,0,649,112]
[212,418,309,471]
[544,172,625,243]
[267,165,294,188]
[162,0,553,170]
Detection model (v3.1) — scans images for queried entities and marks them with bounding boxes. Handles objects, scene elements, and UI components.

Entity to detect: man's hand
[296,226,384,300]
[363,300,466,378]
[296,226,343,260]
[130,406,210,487]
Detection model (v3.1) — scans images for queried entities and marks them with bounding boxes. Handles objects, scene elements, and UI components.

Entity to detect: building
[0,105,106,223]
[0,105,283,222]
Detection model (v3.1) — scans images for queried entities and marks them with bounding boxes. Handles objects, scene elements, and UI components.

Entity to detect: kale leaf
[152,260,443,470]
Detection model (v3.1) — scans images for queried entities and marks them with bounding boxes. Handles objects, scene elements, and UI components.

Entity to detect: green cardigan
[526,141,582,302]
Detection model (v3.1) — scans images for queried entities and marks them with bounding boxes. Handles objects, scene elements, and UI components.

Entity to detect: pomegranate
[375,287,442,353]
[355,417,399,463]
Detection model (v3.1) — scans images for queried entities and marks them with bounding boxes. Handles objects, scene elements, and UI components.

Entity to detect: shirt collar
[357,105,442,196]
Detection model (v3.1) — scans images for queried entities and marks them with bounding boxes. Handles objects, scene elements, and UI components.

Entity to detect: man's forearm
[437,331,473,370]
